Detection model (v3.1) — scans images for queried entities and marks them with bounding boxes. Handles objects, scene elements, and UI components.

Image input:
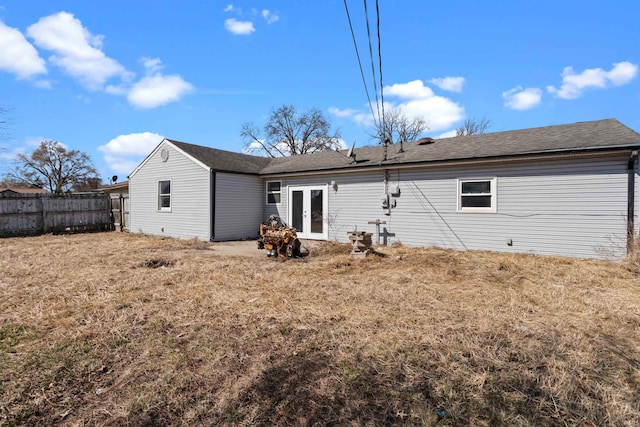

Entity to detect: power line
[342,0,379,130]
[363,0,381,126]
[376,0,385,132]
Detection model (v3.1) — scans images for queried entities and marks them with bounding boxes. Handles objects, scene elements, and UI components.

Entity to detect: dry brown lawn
[1,232,639,426]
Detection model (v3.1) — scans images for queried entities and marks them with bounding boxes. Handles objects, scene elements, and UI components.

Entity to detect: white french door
[288,185,328,240]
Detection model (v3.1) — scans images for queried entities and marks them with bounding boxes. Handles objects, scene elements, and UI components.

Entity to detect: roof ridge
[158,119,639,176]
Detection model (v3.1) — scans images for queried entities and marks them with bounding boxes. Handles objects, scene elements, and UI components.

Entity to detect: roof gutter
[628,150,639,255]
[261,148,637,179]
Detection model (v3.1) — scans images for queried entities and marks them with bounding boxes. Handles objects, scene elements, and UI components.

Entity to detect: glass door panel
[310,189,323,233]
[291,190,304,233]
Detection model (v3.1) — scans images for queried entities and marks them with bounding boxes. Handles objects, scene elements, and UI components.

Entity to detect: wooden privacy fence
[0,192,111,237]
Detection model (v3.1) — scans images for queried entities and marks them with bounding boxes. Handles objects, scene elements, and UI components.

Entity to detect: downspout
[210,169,216,241]
[628,150,639,255]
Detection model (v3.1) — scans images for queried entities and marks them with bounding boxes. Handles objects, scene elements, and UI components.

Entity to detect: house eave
[259,146,640,178]
[129,139,211,179]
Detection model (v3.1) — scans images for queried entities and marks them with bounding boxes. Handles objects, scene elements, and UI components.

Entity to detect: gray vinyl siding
[264,175,342,232]
[636,155,640,236]
[214,172,263,241]
[270,153,631,259]
[263,179,285,221]
[129,142,211,240]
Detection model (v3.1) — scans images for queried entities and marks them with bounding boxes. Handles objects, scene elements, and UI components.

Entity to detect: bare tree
[241,105,341,157]
[5,140,99,193]
[0,177,26,188]
[72,177,103,192]
[456,117,491,136]
[370,107,429,146]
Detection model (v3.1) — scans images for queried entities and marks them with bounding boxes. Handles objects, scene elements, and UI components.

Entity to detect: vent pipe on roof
[417,137,435,145]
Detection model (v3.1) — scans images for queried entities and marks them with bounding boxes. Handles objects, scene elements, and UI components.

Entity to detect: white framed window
[457,178,497,212]
[158,180,171,211]
[266,181,282,204]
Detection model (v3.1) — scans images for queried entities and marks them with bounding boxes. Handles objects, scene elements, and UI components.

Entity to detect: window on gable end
[158,180,171,211]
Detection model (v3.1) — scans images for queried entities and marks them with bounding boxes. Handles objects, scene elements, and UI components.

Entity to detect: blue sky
[0,0,638,182]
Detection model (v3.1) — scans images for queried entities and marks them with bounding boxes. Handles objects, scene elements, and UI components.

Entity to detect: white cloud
[26,12,130,90]
[606,61,638,85]
[429,76,465,93]
[0,146,25,161]
[435,130,458,139]
[384,80,464,131]
[331,80,464,132]
[25,136,49,148]
[0,136,48,161]
[127,74,193,109]
[328,106,374,126]
[385,80,435,99]
[0,145,21,161]
[328,107,359,118]
[224,18,255,35]
[98,132,164,174]
[104,84,127,95]
[224,4,235,12]
[33,80,52,89]
[503,86,542,110]
[0,20,46,79]
[242,139,270,156]
[122,57,193,109]
[547,61,638,99]
[141,56,163,74]
[262,9,280,24]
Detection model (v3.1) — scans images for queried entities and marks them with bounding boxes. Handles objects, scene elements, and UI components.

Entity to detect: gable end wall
[129,142,211,240]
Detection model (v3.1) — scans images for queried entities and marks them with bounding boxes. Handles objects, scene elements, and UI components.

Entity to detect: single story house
[128,118,640,259]
[0,187,48,195]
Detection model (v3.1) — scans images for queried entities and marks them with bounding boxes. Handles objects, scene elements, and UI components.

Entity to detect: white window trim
[158,179,172,212]
[457,177,497,213]
[265,180,282,205]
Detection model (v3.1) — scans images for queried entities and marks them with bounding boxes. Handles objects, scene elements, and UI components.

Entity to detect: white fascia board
[167,141,211,171]
[128,140,165,179]
[129,139,211,179]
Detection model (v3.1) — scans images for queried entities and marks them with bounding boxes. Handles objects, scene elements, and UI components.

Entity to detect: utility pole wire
[376,0,385,133]
[343,0,379,131]
[363,0,381,126]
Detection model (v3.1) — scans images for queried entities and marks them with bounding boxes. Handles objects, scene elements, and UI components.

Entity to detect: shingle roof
[169,139,272,174]
[99,181,129,192]
[260,119,640,175]
[165,119,640,176]
[0,187,48,194]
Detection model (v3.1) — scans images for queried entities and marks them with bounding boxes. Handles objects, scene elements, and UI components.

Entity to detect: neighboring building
[0,187,47,195]
[128,119,640,259]
[99,181,129,232]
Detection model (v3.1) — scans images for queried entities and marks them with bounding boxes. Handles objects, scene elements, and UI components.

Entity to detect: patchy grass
[1,232,639,426]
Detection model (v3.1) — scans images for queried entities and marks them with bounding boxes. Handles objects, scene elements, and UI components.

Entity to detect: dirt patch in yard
[199,239,326,258]
[1,232,639,426]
